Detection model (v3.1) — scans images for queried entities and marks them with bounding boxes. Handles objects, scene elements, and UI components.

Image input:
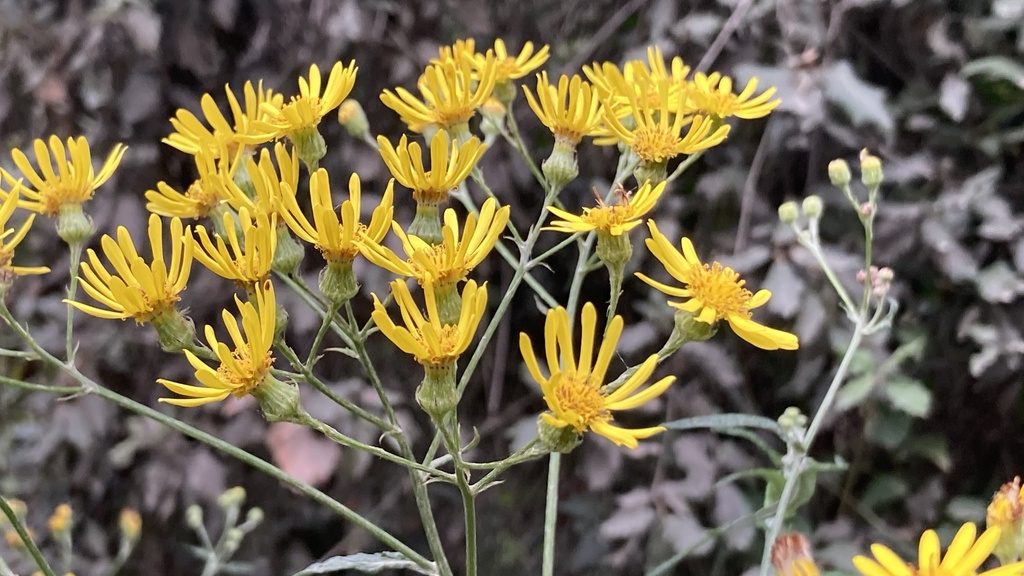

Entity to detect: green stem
[276,272,357,350]
[440,425,477,576]
[0,554,16,576]
[0,305,435,573]
[471,441,546,494]
[758,318,866,576]
[606,264,624,329]
[527,233,582,269]
[798,224,858,317]
[306,301,340,370]
[0,374,83,395]
[664,151,705,184]
[0,347,38,360]
[65,241,84,362]
[0,496,57,576]
[502,109,548,189]
[541,452,561,576]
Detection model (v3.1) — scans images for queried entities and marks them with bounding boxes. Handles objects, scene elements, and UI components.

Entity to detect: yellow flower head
[584,46,690,115]
[258,61,358,137]
[519,302,675,448]
[145,148,230,220]
[688,72,780,119]
[70,214,193,323]
[192,207,277,287]
[163,80,282,157]
[157,280,276,407]
[480,39,550,82]
[989,477,1024,530]
[223,143,299,219]
[3,136,126,216]
[432,39,478,67]
[281,169,394,263]
[522,72,605,145]
[361,197,509,288]
[372,279,488,368]
[636,221,798,351]
[547,180,666,237]
[853,522,1024,576]
[772,533,820,576]
[602,79,730,163]
[380,52,498,132]
[377,130,486,206]
[0,183,49,279]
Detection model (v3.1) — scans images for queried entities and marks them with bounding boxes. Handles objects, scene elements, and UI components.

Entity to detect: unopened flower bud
[596,231,633,269]
[827,159,851,187]
[319,259,359,305]
[778,201,800,224]
[542,140,579,191]
[434,282,463,326]
[337,99,370,140]
[272,225,304,276]
[56,204,94,245]
[218,487,247,509]
[416,363,460,422]
[859,202,875,218]
[537,415,582,454]
[47,503,73,535]
[118,508,142,542]
[876,267,894,282]
[222,528,244,556]
[633,160,667,187]
[251,375,303,423]
[493,80,517,105]
[5,528,28,549]
[771,532,820,576]
[151,308,196,353]
[859,150,883,188]
[185,505,203,530]
[801,195,823,219]
[778,406,807,444]
[244,507,264,528]
[668,309,718,349]
[479,98,507,138]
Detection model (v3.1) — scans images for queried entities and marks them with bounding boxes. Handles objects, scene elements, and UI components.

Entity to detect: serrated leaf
[884,377,932,418]
[662,413,782,436]
[292,553,435,575]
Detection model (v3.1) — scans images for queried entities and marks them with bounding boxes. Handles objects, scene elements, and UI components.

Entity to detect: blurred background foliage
[1,0,1023,574]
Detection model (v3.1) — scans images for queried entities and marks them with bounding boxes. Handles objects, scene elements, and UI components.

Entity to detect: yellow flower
[3,135,126,216]
[688,72,780,119]
[281,169,394,263]
[0,183,49,278]
[69,214,193,323]
[772,533,820,576]
[157,281,276,407]
[584,46,690,114]
[257,61,358,137]
[519,302,674,448]
[376,130,486,206]
[223,143,299,219]
[636,221,798,351]
[192,207,276,287]
[371,279,487,368]
[988,477,1024,564]
[602,79,730,163]
[163,80,282,157]
[547,180,666,236]
[523,73,605,145]
[480,39,549,82]
[432,39,478,67]
[853,522,1024,576]
[360,197,509,288]
[380,52,498,132]
[145,148,230,220]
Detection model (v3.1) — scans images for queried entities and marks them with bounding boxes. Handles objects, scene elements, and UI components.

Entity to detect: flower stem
[305,301,340,370]
[0,496,57,576]
[0,304,436,574]
[542,452,561,576]
[65,241,84,362]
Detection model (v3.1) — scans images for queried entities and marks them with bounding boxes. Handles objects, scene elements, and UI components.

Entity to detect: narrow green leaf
[292,552,435,575]
[662,414,782,436]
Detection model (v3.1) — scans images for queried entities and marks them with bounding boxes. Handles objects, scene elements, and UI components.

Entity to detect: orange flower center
[631,124,680,163]
[553,373,609,432]
[220,350,273,397]
[685,262,753,319]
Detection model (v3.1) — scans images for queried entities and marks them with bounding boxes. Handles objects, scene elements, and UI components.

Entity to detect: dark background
[2,0,1023,574]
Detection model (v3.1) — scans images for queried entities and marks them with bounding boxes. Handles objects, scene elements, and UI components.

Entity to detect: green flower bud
[251,375,302,423]
[416,363,460,422]
[319,259,359,305]
[185,505,204,530]
[479,98,507,138]
[244,507,264,528]
[801,195,824,219]
[827,159,851,187]
[291,126,327,173]
[151,308,196,353]
[272,225,304,276]
[859,151,883,188]
[232,154,257,200]
[222,528,244,555]
[217,487,247,509]
[56,204,94,246]
[493,80,517,106]
[669,309,718,348]
[435,281,462,326]
[778,406,808,445]
[777,201,800,224]
[537,416,581,454]
[337,99,370,140]
[409,203,443,245]
[542,140,579,191]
